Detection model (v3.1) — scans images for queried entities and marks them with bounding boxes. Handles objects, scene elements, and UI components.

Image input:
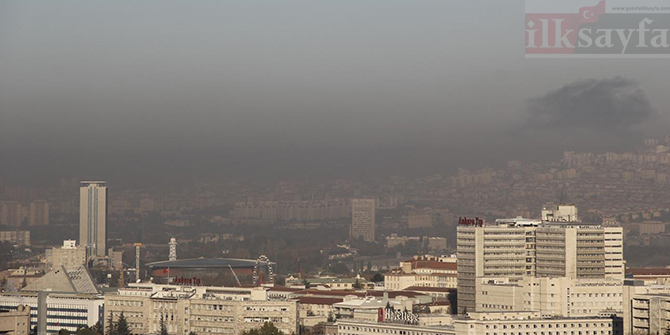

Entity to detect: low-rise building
[0,293,103,334]
[0,231,30,247]
[104,283,298,335]
[477,276,624,318]
[0,305,30,335]
[385,256,457,291]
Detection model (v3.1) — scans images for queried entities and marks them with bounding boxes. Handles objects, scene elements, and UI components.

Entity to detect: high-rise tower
[350,198,376,242]
[79,181,107,258]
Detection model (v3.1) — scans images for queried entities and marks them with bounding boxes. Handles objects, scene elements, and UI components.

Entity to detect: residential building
[0,231,30,246]
[351,199,375,242]
[408,209,433,228]
[0,202,22,227]
[28,200,49,226]
[79,181,107,258]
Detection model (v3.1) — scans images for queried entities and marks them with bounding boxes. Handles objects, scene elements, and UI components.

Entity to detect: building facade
[28,200,49,226]
[0,293,104,335]
[79,181,107,258]
[104,284,298,335]
[45,240,87,270]
[0,231,30,246]
[456,216,624,314]
[351,199,375,242]
[0,201,23,227]
[0,305,30,335]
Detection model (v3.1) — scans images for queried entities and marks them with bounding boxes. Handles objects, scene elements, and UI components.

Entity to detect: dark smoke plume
[524,76,655,133]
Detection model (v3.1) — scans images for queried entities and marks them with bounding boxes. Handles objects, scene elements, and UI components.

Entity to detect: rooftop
[147,257,273,269]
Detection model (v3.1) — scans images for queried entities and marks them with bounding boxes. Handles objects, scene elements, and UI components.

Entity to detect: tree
[371,273,384,282]
[91,321,103,335]
[664,328,670,335]
[352,279,363,289]
[160,315,168,335]
[115,312,130,335]
[241,322,285,335]
[106,313,115,335]
[188,332,197,335]
[76,326,95,335]
[58,329,71,335]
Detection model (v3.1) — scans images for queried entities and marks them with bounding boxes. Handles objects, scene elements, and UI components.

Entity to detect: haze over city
[2,1,669,185]
[3,2,670,335]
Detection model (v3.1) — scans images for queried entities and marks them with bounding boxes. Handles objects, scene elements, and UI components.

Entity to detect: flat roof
[147,258,273,269]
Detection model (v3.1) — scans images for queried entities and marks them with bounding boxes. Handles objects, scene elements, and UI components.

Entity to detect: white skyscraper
[79,181,107,258]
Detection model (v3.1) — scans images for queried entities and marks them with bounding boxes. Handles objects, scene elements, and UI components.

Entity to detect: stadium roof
[147,258,273,269]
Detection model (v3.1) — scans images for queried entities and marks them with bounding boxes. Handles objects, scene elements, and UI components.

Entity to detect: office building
[0,266,102,334]
[351,199,375,242]
[104,283,298,335]
[0,294,103,335]
[0,201,23,227]
[28,200,49,226]
[79,181,107,258]
[456,214,624,314]
[45,240,87,270]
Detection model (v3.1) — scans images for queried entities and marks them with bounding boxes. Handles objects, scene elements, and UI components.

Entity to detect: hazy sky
[1,1,669,185]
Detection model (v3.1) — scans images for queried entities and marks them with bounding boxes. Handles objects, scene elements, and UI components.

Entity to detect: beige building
[351,199,375,242]
[45,240,87,270]
[408,209,433,228]
[79,181,107,258]
[385,256,457,291]
[477,276,623,317]
[457,216,624,314]
[637,221,665,235]
[626,293,670,335]
[0,201,23,227]
[0,231,30,246]
[104,283,298,335]
[454,311,622,335]
[334,313,622,335]
[541,203,579,222]
[0,305,30,335]
[28,200,49,226]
